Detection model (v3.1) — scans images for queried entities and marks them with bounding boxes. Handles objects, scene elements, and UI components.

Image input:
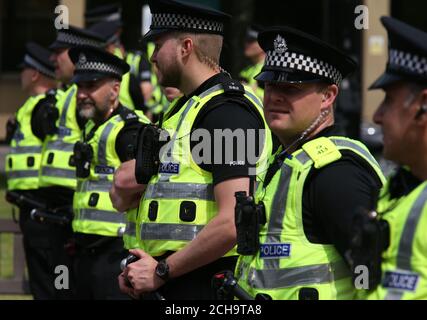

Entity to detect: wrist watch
[155,259,170,281]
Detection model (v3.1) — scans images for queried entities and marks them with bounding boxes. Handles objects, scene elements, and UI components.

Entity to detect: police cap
[143,0,231,41]
[19,42,55,79]
[68,46,130,83]
[370,16,427,90]
[49,25,106,50]
[256,26,356,86]
[85,3,122,26]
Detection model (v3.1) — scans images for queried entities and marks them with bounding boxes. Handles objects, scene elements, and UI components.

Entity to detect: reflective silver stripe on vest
[245,90,263,109]
[330,138,378,167]
[79,209,125,224]
[247,260,351,289]
[9,146,42,154]
[77,179,112,192]
[46,140,75,152]
[7,170,39,179]
[200,83,224,99]
[125,221,136,236]
[140,223,205,241]
[59,86,76,128]
[385,184,427,300]
[98,122,116,167]
[41,167,76,179]
[144,183,214,201]
[264,164,293,270]
[295,151,311,165]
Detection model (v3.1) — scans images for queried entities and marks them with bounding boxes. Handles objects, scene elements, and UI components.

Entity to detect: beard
[77,92,114,124]
[157,56,181,88]
[78,100,96,120]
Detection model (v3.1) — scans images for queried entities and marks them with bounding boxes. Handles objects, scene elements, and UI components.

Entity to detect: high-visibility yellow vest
[136,82,272,257]
[239,61,264,100]
[236,136,386,300]
[358,178,427,300]
[123,208,139,250]
[114,48,139,110]
[73,107,150,237]
[39,85,79,189]
[6,94,46,190]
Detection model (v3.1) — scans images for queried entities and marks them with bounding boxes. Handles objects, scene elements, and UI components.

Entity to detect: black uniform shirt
[300,126,383,260]
[165,73,272,186]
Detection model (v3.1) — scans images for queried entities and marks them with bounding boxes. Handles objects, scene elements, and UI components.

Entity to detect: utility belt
[74,233,122,252]
[348,208,390,290]
[6,190,72,226]
[234,190,266,256]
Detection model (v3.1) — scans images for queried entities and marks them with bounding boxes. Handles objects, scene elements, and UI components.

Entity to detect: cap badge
[78,53,87,65]
[274,35,288,54]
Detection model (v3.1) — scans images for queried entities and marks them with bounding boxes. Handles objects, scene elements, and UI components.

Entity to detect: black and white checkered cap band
[76,61,122,77]
[389,49,427,76]
[151,13,223,33]
[265,50,343,85]
[57,31,105,48]
[24,55,55,78]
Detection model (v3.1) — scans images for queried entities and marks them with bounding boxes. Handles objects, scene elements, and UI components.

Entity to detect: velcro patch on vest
[159,162,180,175]
[58,126,71,136]
[302,137,342,169]
[259,243,291,259]
[382,271,419,292]
[94,165,115,175]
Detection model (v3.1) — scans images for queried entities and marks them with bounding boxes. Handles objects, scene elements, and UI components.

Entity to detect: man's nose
[77,88,88,100]
[373,106,383,125]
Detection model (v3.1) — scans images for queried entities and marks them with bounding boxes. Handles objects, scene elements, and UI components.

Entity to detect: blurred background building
[1,0,427,141]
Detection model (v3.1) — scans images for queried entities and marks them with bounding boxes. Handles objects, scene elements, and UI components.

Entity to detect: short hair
[174,32,223,67]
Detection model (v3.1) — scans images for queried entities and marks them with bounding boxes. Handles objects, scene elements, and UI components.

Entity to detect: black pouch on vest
[41,90,59,136]
[234,191,266,256]
[135,124,169,185]
[348,208,390,290]
[5,117,17,145]
[74,141,93,178]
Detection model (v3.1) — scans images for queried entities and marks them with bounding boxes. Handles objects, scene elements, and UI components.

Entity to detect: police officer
[69,46,150,299]
[27,26,106,299]
[234,26,385,300]
[5,42,57,299]
[357,17,427,300]
[114,0,273,300]
[40,26,105,191]
[88,20,151,112]
[239,25,266,100]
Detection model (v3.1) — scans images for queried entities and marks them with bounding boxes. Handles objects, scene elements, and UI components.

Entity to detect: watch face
[156,260,169,279]
[157,263,166,275]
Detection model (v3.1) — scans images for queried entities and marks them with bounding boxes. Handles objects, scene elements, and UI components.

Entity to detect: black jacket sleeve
[115,122,147,162]
[137,56,152,83]
[31,96,58,140]
[190,101,266,186]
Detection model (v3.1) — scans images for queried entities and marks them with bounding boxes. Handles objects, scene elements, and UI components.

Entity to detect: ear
[111,80,120,100]
[320,84,338,112]
[179,37,194,60]
[31,70,40,82]
[415,89,427,124]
